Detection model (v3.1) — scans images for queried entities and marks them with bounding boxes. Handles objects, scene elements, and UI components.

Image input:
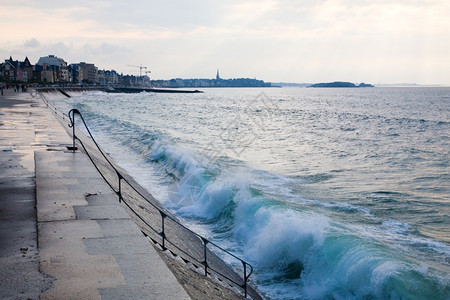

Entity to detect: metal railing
[67,108,254,297]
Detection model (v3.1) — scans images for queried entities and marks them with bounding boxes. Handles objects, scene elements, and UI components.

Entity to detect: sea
[50,87,449,299]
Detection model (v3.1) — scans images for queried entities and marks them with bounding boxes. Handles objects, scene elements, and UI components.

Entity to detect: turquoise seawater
[52,87,449,299]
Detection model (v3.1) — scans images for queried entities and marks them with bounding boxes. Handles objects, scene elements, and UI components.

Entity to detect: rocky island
[309,81,374,88]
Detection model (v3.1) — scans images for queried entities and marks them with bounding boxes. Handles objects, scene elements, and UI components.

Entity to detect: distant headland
[152,70,271,88]
[309,81,374,88]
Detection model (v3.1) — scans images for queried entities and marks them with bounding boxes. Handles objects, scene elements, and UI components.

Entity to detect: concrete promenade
[0,89,191,299]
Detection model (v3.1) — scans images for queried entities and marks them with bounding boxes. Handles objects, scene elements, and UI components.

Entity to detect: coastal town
[0,55,271,89]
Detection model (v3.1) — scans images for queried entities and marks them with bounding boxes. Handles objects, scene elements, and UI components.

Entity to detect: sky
[1,0,449,85]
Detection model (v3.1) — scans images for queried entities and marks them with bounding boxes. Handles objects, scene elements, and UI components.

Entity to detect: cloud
[23,38,41,48]
[79,43,131,67]
[97,43,127,55]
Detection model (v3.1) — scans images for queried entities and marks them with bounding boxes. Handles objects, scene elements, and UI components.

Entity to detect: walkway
[0,89,190,299]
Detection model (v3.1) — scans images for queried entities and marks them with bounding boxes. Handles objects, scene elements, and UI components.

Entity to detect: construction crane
[127,64,147,77]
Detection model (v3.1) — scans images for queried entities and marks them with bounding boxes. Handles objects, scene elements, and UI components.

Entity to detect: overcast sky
[1,0,449,85]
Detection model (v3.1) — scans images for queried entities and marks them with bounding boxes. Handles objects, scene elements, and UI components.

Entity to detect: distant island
[309,81,374,88]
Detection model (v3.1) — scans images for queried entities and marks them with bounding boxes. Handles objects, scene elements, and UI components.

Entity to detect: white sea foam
[242,209,328,267]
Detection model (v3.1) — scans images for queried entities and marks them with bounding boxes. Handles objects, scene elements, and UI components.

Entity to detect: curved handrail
[67,108,254,297]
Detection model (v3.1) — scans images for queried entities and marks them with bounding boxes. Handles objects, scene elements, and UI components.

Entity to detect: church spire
[216,69,220,80]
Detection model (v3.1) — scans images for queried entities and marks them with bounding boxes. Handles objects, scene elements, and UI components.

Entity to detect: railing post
[117,172,123,203]
[243,262,248,298]
[160,211,166,250]
[67,109,78,151]
[201,237,208,276]
[72,116,76,151]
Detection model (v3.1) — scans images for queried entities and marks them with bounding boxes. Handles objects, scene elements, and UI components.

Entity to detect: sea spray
[147,137,450,299]
[242,209,327,272]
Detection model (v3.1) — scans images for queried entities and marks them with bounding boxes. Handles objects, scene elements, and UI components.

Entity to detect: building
[97,69,106,85]
[1,58,18,81]
[40,68,55,83]
[36,55,69,82]
[70,62,97,84]
[104,70,119,85]
[22,57,33,81]
[0,56,31,82]
[96,69,120,85]
[80,62,98,84]
[68,64,83,84]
